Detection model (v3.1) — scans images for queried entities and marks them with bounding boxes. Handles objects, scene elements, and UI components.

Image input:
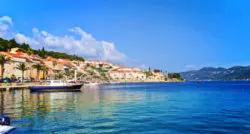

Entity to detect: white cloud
[0,16,127,63]
[15,33,29,43]
[0,16,14,39]
[0,16,13,26]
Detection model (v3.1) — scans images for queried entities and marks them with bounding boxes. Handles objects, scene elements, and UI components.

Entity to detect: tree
[168,73,181,79]
[11,74,16,81]
[164,76,168,81]
[0,55,11,78]
[42,65,49,80]
[16,63,29,82]
[52,60,57,67]
[32,63,43,80]
[154,69,161,73]
[86,63,90,67]
[55,73,63,80]
[27,48,33,56]
[0,37,85,61]
[144,71,153,78]
[41,47,46,58]
[76,72,83,78]
[99,64,103,68]
[7,39,18,49]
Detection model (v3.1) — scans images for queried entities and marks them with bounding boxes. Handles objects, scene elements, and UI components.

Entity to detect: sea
[1,81,250,134]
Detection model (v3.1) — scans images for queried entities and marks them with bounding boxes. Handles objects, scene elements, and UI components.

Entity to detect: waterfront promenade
[0,82,41,90]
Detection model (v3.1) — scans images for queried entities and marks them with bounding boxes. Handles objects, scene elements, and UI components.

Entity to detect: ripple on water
[2,82,250,133]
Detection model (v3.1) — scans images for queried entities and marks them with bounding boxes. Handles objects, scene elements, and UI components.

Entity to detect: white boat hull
[0,125,15,133]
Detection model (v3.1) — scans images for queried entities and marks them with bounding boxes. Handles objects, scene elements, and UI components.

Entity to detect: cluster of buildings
[0,48,43,80]
[0,48,167,82]
[109,66,165,82]
[0,48,73,80]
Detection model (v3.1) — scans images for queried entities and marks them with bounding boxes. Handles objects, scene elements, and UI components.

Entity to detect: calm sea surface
[1,82,250,133]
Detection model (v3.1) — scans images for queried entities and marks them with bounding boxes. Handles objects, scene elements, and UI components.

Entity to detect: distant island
[0,38,183,83]
[181,66,250,81]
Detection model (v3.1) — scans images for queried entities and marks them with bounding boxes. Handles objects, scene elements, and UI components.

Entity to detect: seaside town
[0,38,183,87]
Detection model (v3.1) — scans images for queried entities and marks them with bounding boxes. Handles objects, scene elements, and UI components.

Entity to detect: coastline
[105,78,184,84]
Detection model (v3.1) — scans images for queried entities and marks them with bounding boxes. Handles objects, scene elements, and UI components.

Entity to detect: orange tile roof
[7,51,27,59]
[0,52,9,56]
[57,59,70,65]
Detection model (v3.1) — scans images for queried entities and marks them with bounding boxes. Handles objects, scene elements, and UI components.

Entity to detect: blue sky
[0,0,250,72]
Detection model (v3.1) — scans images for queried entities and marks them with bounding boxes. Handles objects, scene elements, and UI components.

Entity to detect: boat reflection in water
[0,84,153,133]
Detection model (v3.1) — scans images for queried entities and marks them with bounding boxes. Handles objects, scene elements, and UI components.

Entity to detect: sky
[0,0,250,72]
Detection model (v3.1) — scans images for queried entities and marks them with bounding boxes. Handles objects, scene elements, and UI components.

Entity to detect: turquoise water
[1,82,250,133]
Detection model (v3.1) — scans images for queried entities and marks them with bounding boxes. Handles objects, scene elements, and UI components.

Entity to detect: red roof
[57,59,70,65]
[7,51,27,59]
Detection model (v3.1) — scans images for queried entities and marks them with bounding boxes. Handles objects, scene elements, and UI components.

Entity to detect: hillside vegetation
[181,66,250,81]
[0,38,84,61]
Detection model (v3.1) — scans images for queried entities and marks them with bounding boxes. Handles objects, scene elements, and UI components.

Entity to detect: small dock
[0,85,29,91]
[0,83,40,91]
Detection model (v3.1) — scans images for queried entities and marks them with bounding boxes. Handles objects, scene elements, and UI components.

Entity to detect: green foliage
[40,47,46,58]
[11,74,16,81]
[0,54,11,78]
[16,63,29,72]
[32,63,43,80]
[64,70,74,77]
[153,69,161,73]
[97,68,108,73]
[52,61,57,67]
[16,63,29,82]
[0,38,85,61]
[45,50,84,61]
[55,73,64,79]
[41,65,49,79]
[178,77,184,81]
[0,55,11,65]
[144,71,153,78]
[168,73,181,79]
[32,63,43,71]
[106,66,112,69]
[76,72,84,77]
[99,64,103,68]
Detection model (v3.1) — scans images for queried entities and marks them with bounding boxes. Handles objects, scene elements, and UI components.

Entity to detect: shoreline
[104,79,184,84]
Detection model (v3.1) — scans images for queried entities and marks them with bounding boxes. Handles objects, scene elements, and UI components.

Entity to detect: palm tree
[32,63,43,80]
[16,63,29,82]
[42,65,49,80]
[0,55,11,78]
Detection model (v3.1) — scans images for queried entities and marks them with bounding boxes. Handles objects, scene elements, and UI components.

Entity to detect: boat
[84,82,99,86]
[0,116,15,134]
[29,80,83,92]
[0,125,15,134]
[110,81,120,84]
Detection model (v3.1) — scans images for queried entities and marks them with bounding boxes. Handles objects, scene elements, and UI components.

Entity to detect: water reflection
[2,82,250,133]
[0,84,166,133]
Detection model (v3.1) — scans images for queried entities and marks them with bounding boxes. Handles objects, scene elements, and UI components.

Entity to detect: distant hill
[180,66,250,81]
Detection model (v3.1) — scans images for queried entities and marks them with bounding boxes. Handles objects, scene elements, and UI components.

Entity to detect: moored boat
[84,82,99,87]
[0,125,15,134]
[29,80,83,92]
[0,116,15,134]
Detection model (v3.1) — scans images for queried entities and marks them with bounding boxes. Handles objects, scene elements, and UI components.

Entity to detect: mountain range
[180,66,250,81]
